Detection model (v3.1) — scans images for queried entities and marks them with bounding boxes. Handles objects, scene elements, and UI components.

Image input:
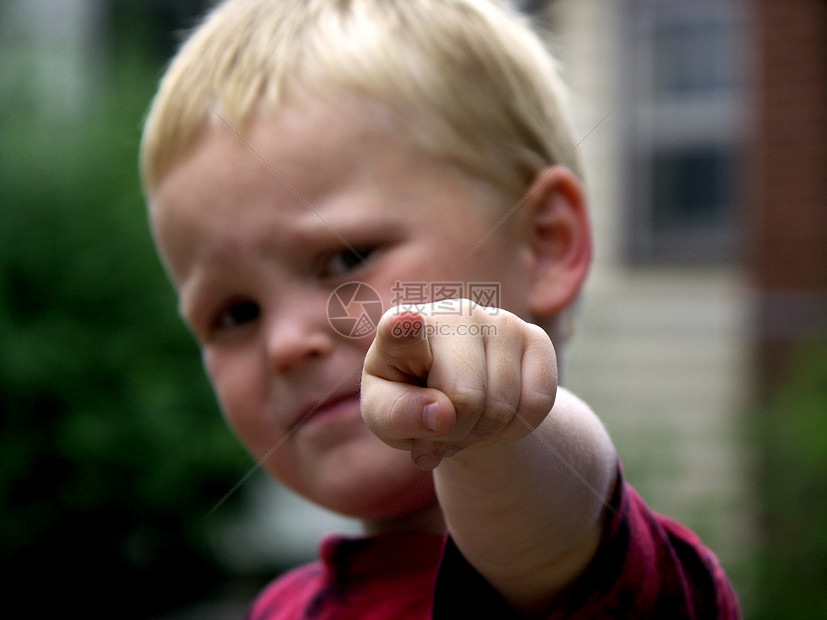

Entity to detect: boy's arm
[433,387,616,615]
[361,302,616,617]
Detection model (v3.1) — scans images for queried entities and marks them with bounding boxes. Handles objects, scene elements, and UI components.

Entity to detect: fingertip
[386,309,425,340]
[367,309,433,381]
[414,453,441,470]
[411,438,448,471]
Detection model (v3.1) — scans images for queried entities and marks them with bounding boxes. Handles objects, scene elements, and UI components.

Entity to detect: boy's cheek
[202,357,255,428]
[216,391,275,463]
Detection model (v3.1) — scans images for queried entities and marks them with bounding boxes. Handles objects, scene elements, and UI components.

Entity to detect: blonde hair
[139,0,582,197]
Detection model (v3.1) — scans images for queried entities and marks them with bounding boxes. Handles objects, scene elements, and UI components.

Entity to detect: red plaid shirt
[246,466,741,619]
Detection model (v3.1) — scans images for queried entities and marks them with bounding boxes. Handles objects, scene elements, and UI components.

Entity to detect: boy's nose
[265,312,335,374]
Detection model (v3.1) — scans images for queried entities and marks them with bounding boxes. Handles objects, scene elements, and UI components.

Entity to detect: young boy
[140,0,740,617]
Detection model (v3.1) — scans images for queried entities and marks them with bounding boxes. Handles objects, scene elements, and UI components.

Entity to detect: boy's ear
[523,166,592,318]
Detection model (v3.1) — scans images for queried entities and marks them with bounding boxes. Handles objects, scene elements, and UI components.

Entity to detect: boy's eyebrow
[452,105,618,272]
[176,271,209,324]
[175,261,233,326]
[208,106,372,272]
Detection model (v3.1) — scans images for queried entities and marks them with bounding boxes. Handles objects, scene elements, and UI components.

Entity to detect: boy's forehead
[149,95,505,255]
[147,104,396,241]
[160,97,403,189]
[154,97,456,221]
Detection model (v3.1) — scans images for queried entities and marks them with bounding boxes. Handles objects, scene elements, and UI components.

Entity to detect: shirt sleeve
[432,463,741,619]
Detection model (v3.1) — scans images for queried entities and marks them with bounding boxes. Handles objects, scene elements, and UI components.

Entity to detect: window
[623,0,746,263]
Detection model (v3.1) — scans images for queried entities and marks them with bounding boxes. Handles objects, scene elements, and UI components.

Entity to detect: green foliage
[0,45,250,620]
[753,342,827,620]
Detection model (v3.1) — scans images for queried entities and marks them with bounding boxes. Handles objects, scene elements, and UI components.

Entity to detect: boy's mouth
[291,389,362,431]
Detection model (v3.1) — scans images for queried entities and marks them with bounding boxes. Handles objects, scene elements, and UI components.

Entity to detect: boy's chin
[356,492,445,536]
[312,466,439,528]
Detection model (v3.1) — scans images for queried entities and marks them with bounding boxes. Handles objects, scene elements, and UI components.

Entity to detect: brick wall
[750,0,827,393]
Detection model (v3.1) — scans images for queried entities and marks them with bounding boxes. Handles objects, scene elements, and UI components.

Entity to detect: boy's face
[150,99,535,526]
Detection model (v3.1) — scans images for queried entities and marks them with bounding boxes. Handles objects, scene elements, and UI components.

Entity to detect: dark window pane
[651,147,734,232]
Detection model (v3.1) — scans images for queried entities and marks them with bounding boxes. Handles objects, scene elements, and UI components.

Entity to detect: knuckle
[488,310,522,340]
[525,322,554,349]
[387,392,411,427]
[365,391,406,437]
[518,387,555,419]
[484,393,516,427]
[448,384,485,416]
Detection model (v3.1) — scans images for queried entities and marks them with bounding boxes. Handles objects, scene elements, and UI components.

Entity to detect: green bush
[0,51,250,619]
[753,342,827,620]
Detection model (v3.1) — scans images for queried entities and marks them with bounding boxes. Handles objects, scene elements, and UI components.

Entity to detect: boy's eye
[321,246,376,278]
[214,299,261,331]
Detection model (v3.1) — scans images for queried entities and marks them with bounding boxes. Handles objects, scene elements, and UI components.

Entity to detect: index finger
[363,309,433,384]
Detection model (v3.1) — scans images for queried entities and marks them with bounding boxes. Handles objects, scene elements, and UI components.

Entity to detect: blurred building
[552,0,754,590]
[553,0,826,610]
[748,0,827,394]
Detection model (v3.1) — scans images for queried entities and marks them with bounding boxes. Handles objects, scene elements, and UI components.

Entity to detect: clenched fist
[361,300,558,470]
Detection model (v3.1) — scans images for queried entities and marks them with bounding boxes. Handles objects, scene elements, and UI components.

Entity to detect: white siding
[551,0,757,573]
